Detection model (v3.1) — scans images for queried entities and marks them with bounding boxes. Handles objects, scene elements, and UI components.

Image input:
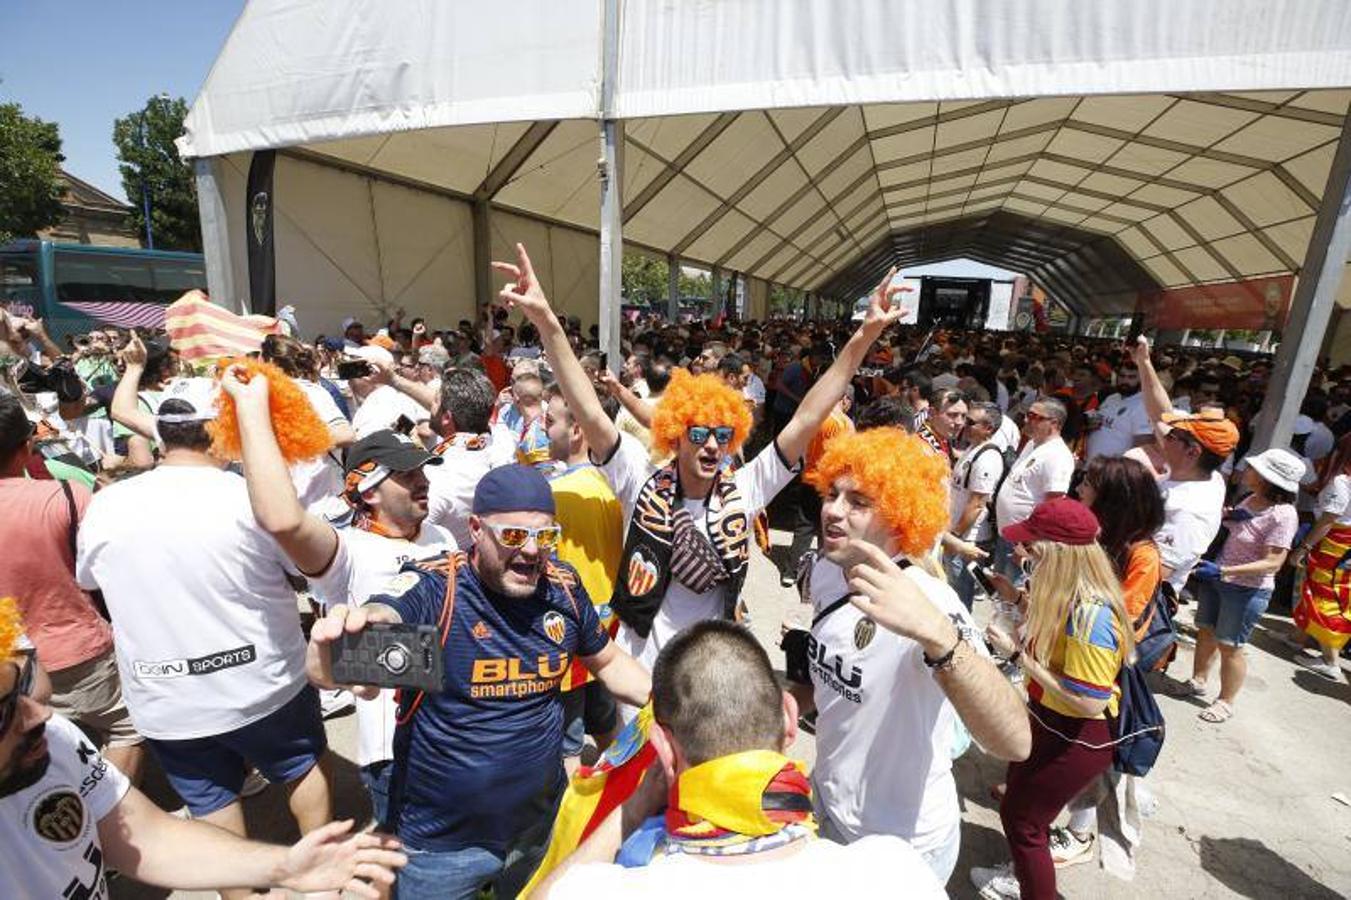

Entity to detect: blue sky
[2,1,245,202]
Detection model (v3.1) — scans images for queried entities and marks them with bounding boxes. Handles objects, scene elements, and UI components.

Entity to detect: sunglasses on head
[686,425,735,446]
[484,522,562,550]
[0,658,34,736]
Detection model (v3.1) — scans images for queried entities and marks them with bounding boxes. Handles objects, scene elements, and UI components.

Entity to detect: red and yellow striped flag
[520,704,656,897]
[165,290,284,361]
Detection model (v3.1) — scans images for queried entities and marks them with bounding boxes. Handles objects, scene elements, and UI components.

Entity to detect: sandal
[1198,700,1234,723]
[1166,677,1206,698]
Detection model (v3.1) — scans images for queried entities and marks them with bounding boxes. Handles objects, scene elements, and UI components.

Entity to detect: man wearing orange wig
[787,427,1030,886]
[493,244,907,676]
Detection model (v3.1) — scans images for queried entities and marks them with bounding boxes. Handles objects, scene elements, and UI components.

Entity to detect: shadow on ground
[1199,836,1344,900]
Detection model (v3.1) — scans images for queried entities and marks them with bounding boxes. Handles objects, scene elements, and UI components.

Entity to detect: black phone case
[330,623,444,692]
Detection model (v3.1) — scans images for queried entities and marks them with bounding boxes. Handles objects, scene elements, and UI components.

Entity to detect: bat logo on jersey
[472,620,493,641]
[542,611,566,645]
[854,618,877,650]
[32,790,85,844]
[626,550,660,597]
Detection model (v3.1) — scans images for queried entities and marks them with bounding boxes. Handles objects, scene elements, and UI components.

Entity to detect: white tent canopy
[179,0,1351,333]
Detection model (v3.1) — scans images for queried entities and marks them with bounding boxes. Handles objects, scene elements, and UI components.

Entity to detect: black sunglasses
[0,658,34,736]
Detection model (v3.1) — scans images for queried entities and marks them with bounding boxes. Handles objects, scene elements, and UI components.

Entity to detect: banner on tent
[1138,275,1293,331]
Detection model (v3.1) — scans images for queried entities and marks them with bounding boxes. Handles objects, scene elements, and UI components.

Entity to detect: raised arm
[775,269,907,463]
[109,332,158,440]
[596,368,654,429]
[1131,336,1173,426]
[99,786,404,896]
[846,542,1031,762]
[370,357,439,410]
[494,244,621,460]
[220,364,339,575]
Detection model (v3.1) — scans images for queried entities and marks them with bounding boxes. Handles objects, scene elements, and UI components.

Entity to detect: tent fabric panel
[368,180,476,325]
[491,120,599,227]
[489,211,599,328]
[178,0,601,159]
[612,0,1351,120]
[362,122,534,196]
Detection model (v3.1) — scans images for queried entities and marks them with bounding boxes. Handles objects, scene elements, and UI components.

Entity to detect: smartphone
[968,562,999,596]
[393,414,416,436]
[336,360,373,380]
[599,351,609,372]
[330,623,444,691]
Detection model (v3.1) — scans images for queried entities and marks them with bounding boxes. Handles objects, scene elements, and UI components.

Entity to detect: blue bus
[0,240,206,343]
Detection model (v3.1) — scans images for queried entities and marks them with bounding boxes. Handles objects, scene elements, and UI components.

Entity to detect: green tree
[113,95,201,251]
[0,101,65,244]
[621,253,668,305]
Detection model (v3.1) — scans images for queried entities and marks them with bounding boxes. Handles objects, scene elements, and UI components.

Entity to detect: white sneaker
[240,769,269,798]
[970,862,1020,900]
[1297,655,1345,682]
[319,687,356,719]
[1049,826,1095,868]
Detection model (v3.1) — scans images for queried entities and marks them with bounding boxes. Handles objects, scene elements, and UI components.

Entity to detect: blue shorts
[1195,580,1272,647]
[145,684,327,816]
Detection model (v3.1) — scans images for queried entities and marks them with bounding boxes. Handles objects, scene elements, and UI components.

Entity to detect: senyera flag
[165,290,283,361]
[520,703,657,897]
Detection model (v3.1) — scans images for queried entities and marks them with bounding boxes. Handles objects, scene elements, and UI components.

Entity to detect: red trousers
[1000,702,1114,899]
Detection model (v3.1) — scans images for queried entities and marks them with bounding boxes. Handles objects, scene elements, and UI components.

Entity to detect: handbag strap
[813,559,911,628]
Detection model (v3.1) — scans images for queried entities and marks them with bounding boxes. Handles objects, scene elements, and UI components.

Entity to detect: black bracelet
[923,633,965,671]
[1008,650,1022,667]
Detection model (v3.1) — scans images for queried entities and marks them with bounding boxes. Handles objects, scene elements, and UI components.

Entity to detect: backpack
[1111,661,1166,777]
[962,442,1015,529]
[1133,582,1179,673]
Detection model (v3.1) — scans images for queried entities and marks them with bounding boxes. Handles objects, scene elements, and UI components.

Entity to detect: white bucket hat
[1245,448,1306,494]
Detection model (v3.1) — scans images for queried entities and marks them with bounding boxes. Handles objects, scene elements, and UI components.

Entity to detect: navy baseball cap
[473,464,556,516]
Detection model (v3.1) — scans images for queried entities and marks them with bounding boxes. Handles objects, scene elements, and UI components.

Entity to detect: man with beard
[1085,361,1152,462]
[0,600,407,899]
[306,464,652,900]
[223,364,456,825]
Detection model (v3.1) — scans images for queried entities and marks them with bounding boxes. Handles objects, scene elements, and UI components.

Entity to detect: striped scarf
[664,750,816,856]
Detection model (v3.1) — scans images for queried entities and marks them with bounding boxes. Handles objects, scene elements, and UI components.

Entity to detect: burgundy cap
[1001,497,1100,546]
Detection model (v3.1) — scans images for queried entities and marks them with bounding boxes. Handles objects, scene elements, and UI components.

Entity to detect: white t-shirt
[994,436,1075,529]
[743,373,767,405]
[1,714,130,900]
[292,379,348,509]
[950,440,1004,543]
[548,834,944,900]
[600,434,796,672]
[1086,392,1151,461]
[75,465,309,739]
[1316,474,1351,526]
[807,557,988,857]
[992,414,1021,454]
[1155,472,1226,589]
[49,412,115,467]
[350,385,430,439]
[425,429,518,548]
[1306,422,1336,462]
[311,523,455,766]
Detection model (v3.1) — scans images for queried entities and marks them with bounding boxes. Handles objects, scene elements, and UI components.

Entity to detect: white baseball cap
[348,344,395,368]
[157,377,220,423]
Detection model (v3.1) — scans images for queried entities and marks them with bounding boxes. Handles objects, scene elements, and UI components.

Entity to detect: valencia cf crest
[32,790,85,844]
[854,618,877,650]
[542,611,566,645]
[626,550,660,597]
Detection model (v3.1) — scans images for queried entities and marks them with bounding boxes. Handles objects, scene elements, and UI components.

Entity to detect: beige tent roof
[291,91,1349,314]
[179,0,1351,324]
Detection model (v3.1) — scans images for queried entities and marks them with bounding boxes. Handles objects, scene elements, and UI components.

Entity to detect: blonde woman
[971,497,1132,900]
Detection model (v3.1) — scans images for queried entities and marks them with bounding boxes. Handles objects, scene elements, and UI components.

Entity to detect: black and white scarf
[612,464,750,638]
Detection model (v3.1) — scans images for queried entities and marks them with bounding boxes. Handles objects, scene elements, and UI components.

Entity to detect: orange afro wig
[650,369,753,458]
[208,358,334,464]
[805,428,950,558]
[0,597,22,662]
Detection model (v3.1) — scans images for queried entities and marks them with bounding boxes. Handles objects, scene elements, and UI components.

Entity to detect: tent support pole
[473,200,493,318]
[667,253,680,321]
[193,157,240,313]
[1252,113,1351,453]
[711,267,722,320]
[597,0,622,372]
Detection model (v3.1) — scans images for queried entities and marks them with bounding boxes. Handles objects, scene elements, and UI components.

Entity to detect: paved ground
[117,525,1351,899]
